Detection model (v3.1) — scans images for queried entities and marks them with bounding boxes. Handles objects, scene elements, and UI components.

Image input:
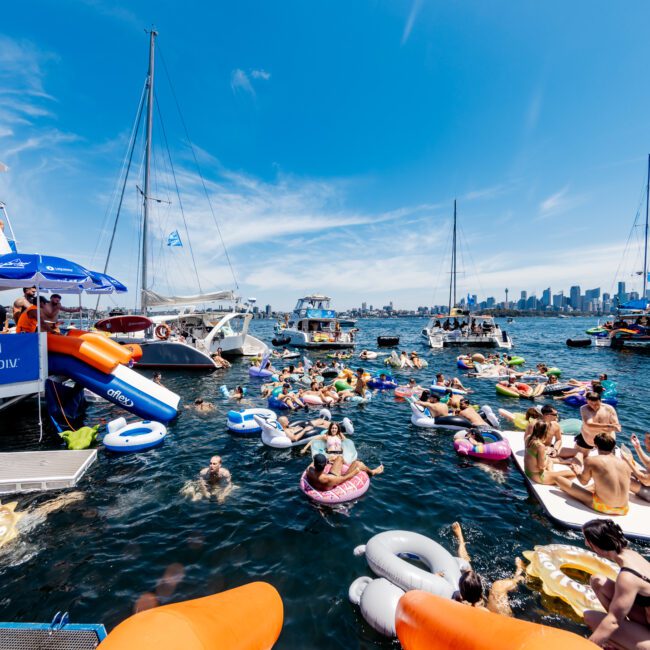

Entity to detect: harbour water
[0,316,648,648]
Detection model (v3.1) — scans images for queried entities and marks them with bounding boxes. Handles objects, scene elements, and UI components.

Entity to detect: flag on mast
[167,230,182,247]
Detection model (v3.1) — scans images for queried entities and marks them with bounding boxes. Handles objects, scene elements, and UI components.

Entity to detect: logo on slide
[107,388,134,408]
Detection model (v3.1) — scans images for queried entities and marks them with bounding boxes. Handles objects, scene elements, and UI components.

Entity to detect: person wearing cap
[305,453,383,491]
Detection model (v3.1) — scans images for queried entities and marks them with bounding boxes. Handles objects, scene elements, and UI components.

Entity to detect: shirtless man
[188,398,215,412]
[198,456,232,502]
[555,433,631,516]
[211,347,231,369]
[42,293,81,329]
[353,368,368,398]
[567,392,621,461]
[12,286,36,323]
[457,398,488,427]
[424,393,449,417]
[305,453,384,491]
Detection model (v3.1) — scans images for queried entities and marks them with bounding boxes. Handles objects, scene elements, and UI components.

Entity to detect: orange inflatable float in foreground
[396,591,597,650]
[101,582,283,650]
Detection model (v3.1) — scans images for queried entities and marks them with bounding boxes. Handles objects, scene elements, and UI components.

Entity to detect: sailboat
[421,200,513,349]
[99,31,267,368]
[592,155,650,349]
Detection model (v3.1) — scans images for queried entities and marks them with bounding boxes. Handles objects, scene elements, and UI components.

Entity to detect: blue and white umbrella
[85,271,128,295]
[0,253,103,290]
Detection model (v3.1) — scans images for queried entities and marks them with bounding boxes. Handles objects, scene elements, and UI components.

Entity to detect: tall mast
[142,29,157,314]
[448,199,457,314]
[641,154,650,302]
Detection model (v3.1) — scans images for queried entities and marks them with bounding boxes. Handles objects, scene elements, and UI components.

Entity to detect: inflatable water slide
[47,331,180,422]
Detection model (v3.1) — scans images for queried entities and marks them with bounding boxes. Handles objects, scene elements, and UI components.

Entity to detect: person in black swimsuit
[582,519,650,649]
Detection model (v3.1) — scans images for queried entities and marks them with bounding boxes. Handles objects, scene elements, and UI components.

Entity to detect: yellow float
[523,544,619,616]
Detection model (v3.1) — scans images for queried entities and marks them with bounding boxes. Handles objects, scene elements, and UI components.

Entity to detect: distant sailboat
[592,154,650,348]
[421,201,512,349]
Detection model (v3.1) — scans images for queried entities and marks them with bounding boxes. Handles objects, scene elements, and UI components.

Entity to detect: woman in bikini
[524,421,574,485]
[301,421,346,462]
[582,519,650,649]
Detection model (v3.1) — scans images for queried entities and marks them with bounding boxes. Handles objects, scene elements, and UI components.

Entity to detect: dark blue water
[0,317,648,648]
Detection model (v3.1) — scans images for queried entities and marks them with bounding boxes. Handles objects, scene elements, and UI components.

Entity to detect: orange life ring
[155,323,171,340]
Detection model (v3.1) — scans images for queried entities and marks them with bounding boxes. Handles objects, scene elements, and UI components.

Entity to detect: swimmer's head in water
[459,570,484,605]
[209,456,222,470]
[195,398,204,405]
[278,416,289,426]
[313,453,327,472]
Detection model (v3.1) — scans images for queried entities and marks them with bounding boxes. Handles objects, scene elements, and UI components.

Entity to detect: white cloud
[230,69,254,95]
[402,0,423,45]
[231,68,271,96]
[251,69,271,81]
[537,185,585,219]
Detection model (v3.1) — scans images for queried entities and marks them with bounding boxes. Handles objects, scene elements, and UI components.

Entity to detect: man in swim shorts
[568,392,621,461]
[555,433,631,516]
[305,453,383,491]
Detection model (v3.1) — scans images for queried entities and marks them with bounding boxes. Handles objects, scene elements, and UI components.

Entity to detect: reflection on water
[0,317,647,647]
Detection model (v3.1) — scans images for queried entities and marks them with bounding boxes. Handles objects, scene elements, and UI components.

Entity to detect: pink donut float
[302,394,325,406]
[394,385,422,399]
[453,430,511,461]
[300,464,370,504]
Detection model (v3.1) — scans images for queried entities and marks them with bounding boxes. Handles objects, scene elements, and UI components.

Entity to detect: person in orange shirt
[15,296,51,333]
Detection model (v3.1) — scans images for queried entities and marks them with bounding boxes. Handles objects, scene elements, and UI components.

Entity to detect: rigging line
[457,223,485,301]
[154,92,203,294]
[431,217,454,308]
[157,43,239,289]
[609,176,647,296]
[99,78,147,275]
[94,78,147,312]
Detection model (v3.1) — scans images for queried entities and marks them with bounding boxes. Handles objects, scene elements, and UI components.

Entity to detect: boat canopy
[619,299,649,311]
[143,289,236,307]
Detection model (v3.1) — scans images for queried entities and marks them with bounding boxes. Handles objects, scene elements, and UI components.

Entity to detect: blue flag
[167,230,182,247]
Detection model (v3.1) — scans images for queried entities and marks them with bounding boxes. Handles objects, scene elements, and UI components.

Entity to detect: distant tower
[505,288,509,307]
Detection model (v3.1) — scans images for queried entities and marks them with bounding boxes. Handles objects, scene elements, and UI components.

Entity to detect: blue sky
[2,1,650,311]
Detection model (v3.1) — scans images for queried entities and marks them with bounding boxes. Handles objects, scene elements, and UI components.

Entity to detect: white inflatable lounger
[501,431,650,542]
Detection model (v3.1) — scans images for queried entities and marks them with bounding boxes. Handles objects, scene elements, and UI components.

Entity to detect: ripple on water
[0,317,647,647]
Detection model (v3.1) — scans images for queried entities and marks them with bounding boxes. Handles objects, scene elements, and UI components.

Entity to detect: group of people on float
[522,392,650,515]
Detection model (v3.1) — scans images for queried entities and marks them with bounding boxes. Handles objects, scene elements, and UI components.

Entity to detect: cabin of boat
[275,295,356,349]
[422,313,512,349]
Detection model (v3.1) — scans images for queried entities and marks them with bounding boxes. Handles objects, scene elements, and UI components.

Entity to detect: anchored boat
[274,294,356,349]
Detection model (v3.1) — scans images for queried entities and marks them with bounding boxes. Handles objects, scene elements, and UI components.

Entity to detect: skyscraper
[541,287,551,308]
[570,285,581,310]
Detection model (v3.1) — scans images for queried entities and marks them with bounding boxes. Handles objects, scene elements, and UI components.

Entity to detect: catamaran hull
[129,340,217,369]
[423,330,513,350]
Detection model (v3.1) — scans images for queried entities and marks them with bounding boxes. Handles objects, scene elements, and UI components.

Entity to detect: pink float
[300,464,370,504]
[453,430,511,461]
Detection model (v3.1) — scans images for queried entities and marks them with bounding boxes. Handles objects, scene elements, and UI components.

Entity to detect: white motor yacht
[274,294,356,350]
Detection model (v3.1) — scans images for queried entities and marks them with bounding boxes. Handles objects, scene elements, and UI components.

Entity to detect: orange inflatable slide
[100,582,283,650]
[48,331,141,373]
[396,591,597,650]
